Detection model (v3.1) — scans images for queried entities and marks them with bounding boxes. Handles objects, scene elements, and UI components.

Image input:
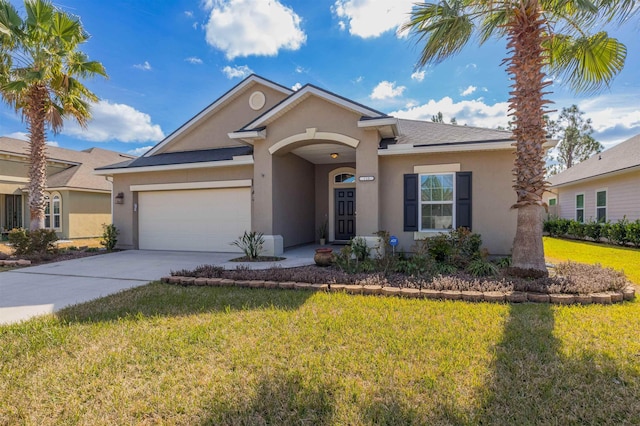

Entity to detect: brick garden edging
[0,259,31,267]
[162,276,636,305]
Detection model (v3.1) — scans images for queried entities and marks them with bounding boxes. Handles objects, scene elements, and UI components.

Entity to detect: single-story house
[96,75,547,256]
[0,137,135,239]
[545,133,640,223]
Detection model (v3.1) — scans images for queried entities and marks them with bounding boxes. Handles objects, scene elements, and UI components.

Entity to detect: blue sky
[1,0,638,156]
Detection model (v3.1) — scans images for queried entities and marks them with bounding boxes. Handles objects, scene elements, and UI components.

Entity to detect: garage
[138,186,251,252]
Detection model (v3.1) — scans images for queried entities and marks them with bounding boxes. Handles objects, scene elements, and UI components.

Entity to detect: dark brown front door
[335,188,355,240]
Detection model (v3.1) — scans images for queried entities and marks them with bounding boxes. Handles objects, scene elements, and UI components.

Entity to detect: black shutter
[404,173,419,231]
[456,171,472,230]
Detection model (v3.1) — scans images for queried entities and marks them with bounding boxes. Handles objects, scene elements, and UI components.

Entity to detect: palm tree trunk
[507,0,550,274]
[27,84,48,231]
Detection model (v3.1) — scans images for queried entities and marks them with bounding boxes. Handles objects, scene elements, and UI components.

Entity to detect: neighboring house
[0,137,135,239]
[96,75,552,256]
[546,134,640,223]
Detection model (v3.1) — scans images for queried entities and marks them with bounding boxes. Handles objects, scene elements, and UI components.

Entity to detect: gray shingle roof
[548,133,640,187]
[0,137,135,191]
[395,119,514,146]
[96,146,253,170]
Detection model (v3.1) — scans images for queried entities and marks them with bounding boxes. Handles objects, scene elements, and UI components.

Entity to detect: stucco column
[355,135,379,238]
[252,140,283,255]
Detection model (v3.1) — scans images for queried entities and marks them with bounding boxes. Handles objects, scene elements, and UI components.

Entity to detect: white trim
[93,156,254,176]
[547,197,557,207]
[227,129,266,141]
[414,163,461,173]
[0,175,29,183]
[244,86,383,130]
[328,167,356,242]
[269,128,359,155]
[358,117,398,128]
[130,179,252,192]
[46,187,111,194]
[379,141,514,155]
[145,75,291,157]
[418,172,456,232]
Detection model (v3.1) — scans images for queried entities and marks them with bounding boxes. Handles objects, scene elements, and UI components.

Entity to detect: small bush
[627,219,640,247]
[584,220,603,241]
[350,237,370,261]
[608,217,629,246]
[466,258,499,277]
[100,224,119,251]
[8,228,58,256]
[567,221,587,240]
[230,231,264,260]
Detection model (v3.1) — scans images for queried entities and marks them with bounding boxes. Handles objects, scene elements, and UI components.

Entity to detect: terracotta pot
[314,248,333,267]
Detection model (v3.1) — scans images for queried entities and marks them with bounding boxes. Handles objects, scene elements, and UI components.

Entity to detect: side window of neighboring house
[576,194,584,222]
[596,190,607,222]
[548,198,556,207]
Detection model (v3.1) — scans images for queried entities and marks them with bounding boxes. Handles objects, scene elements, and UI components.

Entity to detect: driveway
[0,248,316,325]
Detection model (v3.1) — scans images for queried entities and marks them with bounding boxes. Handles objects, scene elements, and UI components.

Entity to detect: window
[596,190,607,222]
[548,198,556,206]
[334,173,355,183]
[576,194,584,222]
[43,193,61,230]
[420,173,454,231]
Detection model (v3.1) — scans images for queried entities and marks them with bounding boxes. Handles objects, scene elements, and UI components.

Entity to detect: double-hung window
[43,193,61,230]
[596,190,607,222]
[576,194,584,222]
[420,173,454,231]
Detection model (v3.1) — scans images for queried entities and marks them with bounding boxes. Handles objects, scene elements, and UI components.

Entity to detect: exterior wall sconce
[330,153,339,159]
[114,192,125,204]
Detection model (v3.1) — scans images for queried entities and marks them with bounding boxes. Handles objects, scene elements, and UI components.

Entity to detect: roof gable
[549,133,640,187]
[239,84,387,131]
[144,74,292,157]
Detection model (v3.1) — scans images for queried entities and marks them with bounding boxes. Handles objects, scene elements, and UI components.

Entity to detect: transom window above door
[334,173,355,183]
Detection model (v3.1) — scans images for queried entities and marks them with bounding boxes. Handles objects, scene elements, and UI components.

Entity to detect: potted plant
[317,220,328,245]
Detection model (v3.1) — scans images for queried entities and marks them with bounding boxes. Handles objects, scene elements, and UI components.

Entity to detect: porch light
[330,152,339,159]
[114,192,125,204]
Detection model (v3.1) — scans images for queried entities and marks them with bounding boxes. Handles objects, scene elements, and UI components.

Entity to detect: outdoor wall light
[114,192,125,204]
[330,152,339,159]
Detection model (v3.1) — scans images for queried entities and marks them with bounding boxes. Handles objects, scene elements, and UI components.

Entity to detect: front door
[334,188,355,240]
[4,194,22,230]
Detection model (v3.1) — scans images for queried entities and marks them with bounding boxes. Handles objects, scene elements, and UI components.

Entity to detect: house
[0,137,135,239]
[545,133,640,223]
[96,75,546,256]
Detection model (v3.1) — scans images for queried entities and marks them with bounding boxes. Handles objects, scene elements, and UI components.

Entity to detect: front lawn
[2,281,639,424]
[545,236,640,284]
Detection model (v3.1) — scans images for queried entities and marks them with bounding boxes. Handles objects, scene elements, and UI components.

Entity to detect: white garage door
[138,187,251,252]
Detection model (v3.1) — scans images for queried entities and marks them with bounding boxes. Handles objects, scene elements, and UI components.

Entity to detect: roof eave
[94,155,254,176]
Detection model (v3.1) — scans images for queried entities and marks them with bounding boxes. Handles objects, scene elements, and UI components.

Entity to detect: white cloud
[574,94,640,146]
[460,85,477,96]
[5,131,28,141]
[46,141,59,147]
[184,10,194,18]
[370,81,406,100]
[411,71,425,82]
[292,82,302,91]
[127,146,153,157]
[222,64,253,79]
[185,57,203,64]
[62,100,165,143]
[390,96,510,129]
[133,61,152,71]
[295,66,306,73]
[203,0,306,59]
[353,76,364,84]
[332,0,415,38]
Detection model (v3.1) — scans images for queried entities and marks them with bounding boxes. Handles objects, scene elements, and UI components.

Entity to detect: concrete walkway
[0,246,318,325]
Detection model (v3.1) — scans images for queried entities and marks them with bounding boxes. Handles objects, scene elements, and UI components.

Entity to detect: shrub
[230,231,264,260]
[8,228,58,256]
[466,258,499,277]
[100,224,119,251]
[584,220,603,241]
[627,219,640,248]
[427,234,452,262]
[608,216,629,246]
[350,237,370,261]
[567,220,587,240]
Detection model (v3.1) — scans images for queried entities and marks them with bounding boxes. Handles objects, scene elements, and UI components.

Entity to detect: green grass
[2,281,640,425]
[545,236,640,284]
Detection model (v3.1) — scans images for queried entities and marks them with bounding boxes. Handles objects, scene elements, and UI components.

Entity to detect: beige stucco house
[0,137,134,239]
[96,75,536,256]
[546,133,640,223]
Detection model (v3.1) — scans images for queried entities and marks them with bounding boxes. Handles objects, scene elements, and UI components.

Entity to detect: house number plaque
[358,176,375,182]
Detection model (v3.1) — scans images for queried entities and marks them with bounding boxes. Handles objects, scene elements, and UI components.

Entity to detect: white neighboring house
[545,134,640,223]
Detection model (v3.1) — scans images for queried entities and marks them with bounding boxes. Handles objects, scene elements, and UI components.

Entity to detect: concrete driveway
[1,248,316,325]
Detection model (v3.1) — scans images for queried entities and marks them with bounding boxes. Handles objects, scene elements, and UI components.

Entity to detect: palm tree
[403,0,632,274]
[0,0,106,230]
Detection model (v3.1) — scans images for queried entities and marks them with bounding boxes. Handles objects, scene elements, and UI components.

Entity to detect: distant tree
[547,105,603,174]
[0,0,107,230]
[431,111,444,122]
[449,117,457,125]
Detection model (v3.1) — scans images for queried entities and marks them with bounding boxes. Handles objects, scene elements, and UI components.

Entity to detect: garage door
[138,187,251,252]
